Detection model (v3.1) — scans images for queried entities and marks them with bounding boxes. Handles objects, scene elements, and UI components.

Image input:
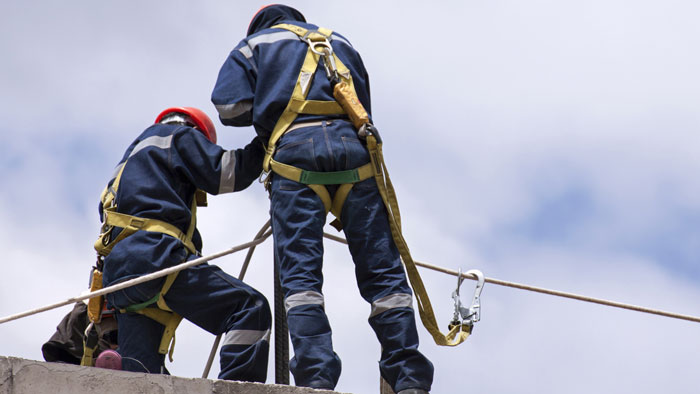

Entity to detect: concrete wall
[0,357,349,394]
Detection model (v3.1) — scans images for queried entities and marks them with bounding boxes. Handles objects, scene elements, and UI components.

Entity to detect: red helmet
[155,107,217,144]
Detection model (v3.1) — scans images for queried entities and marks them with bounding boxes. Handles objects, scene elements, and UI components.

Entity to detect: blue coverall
[211,7,434,392]
[101,123,270,381]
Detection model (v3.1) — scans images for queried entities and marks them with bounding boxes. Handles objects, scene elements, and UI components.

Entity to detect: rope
[0,230,272,326]
[201,220,272,379]
[322,232,700,324]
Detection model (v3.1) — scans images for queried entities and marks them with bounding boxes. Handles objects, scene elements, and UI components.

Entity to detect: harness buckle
[451,268,485,329]
[259,170,272,191]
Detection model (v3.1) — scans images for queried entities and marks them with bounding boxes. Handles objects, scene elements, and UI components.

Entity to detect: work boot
[397,390,429,394]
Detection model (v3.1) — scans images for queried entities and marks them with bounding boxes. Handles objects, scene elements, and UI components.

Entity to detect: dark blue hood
[247,4,306,36]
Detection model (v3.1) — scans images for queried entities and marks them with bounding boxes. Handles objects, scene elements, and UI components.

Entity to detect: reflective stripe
[248,30,299,50]
[216,101,253,120]
[129,135,173,158]
[111,162,125,180]
[284,290,324,312]
[330,34,351,47]
[218,150,236,194]
[238,45,253,59]
[236,46,258,73]
[370,293,413,318]
[107,162,125,189]
[239,30,350,76]
[221,329,270,346]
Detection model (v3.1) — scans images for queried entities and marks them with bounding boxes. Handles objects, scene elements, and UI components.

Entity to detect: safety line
[0,230,272,325]
[322,232,700,324]
[2,224,698,327]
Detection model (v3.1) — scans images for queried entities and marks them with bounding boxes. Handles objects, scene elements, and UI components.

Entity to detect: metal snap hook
[451,268,485,328]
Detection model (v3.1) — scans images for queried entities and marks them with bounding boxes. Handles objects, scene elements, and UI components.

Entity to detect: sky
[1,1,699,393]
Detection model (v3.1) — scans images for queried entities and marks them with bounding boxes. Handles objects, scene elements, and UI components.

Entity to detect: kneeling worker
[95,107,270,381]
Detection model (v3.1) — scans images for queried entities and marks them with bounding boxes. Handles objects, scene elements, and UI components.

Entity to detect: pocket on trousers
[341,135,370,170]
[275,137,316,169]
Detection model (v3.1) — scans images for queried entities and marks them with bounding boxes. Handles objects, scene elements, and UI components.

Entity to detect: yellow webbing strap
[263,23,355,173]
[95,160,200,257]
[366,134,470,346]
[269,159,373,216]
[136,308,183,361]
[80,343,96,367]
[102,210,197,256]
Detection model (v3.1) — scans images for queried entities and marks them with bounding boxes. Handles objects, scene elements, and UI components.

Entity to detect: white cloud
[1,1,699,393]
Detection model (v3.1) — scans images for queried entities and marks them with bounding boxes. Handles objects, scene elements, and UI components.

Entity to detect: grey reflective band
[238,45,253,59]
[218,150,236,194]
[285,291,324,312]
[129,135,173,159]
[221,329,271,346]
[216,101,253,121]
[110,162,124,182]
[330,34,351,47]
[370,293,413,318]
[248,30,299,50]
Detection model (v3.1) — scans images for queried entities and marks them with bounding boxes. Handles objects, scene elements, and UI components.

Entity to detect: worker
[211,5,434,393]
[97,107,270,381]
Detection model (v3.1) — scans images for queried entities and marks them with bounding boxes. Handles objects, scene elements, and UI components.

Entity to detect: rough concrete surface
[0,357,350,394]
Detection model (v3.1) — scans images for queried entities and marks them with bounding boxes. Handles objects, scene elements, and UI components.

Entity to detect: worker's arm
[171,128,264,195]
[211,41,256,127]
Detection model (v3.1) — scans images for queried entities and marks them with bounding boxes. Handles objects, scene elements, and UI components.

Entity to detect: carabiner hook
[451,268,485,328]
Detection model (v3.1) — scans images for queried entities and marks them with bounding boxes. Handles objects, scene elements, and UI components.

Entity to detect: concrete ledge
[0,357,349,394]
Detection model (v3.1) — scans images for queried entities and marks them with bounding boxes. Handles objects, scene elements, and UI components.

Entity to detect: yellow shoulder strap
[262,24,355,172]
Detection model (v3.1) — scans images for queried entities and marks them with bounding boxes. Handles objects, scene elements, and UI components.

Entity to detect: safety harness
[266,24,472,346]
[262,24,374,231]
[82,160,207,366]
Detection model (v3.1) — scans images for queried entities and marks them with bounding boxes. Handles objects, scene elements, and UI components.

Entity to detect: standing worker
[211,5,434,393]
[95,107,271,381]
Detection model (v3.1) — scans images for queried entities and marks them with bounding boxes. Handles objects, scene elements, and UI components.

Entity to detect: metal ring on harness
[302,31,333,56]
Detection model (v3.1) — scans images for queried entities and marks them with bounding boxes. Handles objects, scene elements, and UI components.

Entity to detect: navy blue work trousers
[269,120,434,392]
[106,251,271,382]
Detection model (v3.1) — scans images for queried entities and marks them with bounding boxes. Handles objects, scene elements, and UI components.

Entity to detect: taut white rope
[0,230,272,325]
[322,232,700,324]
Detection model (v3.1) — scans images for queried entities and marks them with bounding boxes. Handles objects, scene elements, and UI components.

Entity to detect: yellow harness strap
[135,308,183,361]
[81,268,105,366]
[264,24,369,230]
[95,161,200,257]
[365,134,470,346]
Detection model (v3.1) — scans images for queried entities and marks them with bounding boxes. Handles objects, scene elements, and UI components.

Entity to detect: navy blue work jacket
[211,20,372,139]
[99,124,263,288]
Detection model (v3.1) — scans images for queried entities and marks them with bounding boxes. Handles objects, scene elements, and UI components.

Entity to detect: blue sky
[1,1,699,393]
